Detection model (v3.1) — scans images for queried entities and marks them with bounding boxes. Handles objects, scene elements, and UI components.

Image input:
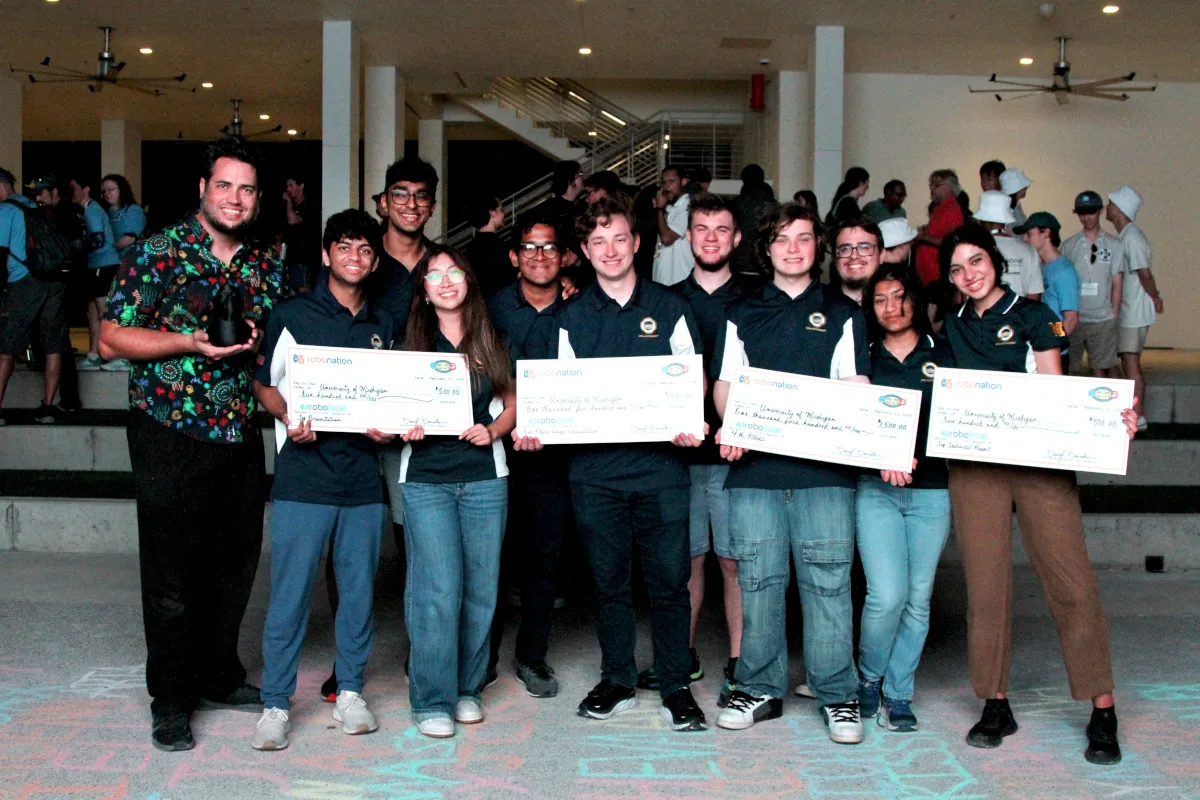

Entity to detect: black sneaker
[967,698,1018,748]
[151,708,194,752]
[660,686,707,731]
[320,664,338,703]
[196,681,262,712]
[516,662,559,698]
[32,403,63,424]
[577,679,637,720]
[717,657,738,708]
[689,648,704,682]
[1085,706,1121,765]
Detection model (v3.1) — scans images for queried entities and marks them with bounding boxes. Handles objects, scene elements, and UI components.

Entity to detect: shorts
[1068,319,1119,371]
[1117,326,1149,355]
[0,276,71,356]
[86,264,120,299]
[688,464,731,558]
[380,448,406,526]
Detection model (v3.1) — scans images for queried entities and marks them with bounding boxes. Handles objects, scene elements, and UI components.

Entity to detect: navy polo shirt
[255,270,395,506]
[398,331,514,484]
[535,277,703,492]
[712,280,871,490]
[944,288,1067,374]
[672,271,761,464]
[368,237,435,332]
[869,334,955,489]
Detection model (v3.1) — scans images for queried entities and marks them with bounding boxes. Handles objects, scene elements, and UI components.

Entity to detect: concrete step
[4,368,130,410]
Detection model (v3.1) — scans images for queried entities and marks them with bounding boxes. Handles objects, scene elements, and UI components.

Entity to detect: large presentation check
[720,367,922,471]
[285,345,473,435]
[925,368,1133,475]
[515,354,704,444]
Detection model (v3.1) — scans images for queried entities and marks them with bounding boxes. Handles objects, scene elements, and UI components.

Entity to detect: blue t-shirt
[1040,255,1079,321]
[108,204,147,263]
[83,200,120,269]
[0,195,34,283]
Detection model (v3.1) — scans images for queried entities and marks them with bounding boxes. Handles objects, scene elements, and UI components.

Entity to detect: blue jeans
[689,464,731,558]
[728,486,857,705]
[261,501,386,711]
[401,478,507,722]
[855,477,951,701]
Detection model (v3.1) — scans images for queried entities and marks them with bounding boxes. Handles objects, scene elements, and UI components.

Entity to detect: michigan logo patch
[807,312,827,331]
[996,325,1015,342]
[921,361,937,379]
[1049,321,1066,337]
[639,317,658,335]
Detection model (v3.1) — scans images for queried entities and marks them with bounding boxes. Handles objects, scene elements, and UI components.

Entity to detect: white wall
[845,72,1198,349]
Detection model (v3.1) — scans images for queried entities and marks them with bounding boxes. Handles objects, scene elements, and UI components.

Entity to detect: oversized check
[926,368,1133,475]
[720,367,922,471]
[285,345,473,435]
[515,355,704,444]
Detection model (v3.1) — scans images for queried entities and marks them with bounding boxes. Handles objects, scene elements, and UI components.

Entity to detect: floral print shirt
[105,214,283,443]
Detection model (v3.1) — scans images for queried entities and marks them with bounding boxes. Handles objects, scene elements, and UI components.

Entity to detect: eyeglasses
[517,242,561,258]
[423,267,467,286]
[1090,243,1098,265]
[835,242,877,259]
[389,188,434,207]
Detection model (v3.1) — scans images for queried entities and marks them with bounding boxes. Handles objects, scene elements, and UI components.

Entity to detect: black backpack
[6,199,72,281]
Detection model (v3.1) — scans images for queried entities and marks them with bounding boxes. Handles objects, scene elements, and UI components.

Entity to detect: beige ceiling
[6,0,1198,140]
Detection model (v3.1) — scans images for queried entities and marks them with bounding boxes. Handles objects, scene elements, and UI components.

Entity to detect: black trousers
[127,412,265,713]
[489,469,573,669]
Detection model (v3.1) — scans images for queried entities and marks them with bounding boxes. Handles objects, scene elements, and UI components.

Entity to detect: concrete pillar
[0,75,21,186]
[364,66,406,200]
[774,71,806,202]
[100,120,142,199]
[810,25,845,214]
[418,99,446,240]
[322,20,360,224]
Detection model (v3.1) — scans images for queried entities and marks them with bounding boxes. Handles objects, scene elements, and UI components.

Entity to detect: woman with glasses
[396,246,517,739]
[855,262,954,733]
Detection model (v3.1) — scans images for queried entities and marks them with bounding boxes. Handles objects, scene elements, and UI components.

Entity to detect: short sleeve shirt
[861,199,906,224]
[1061,231,1124,323]
[916,197,964,285]
[0,196,32,283]
[1118,223,1156,328]
[869,334,954,489]
[992,234,1045,297]
[538,277,703,491]
[368,238,435,332]
[105,214,284,443]
[943,288,1067,374]
[712,280,871,490]
[83,200,119,269]
[254,270,395,506]
[108,204,147,263]
[652,193,693,287]
[1040,256,1080,321]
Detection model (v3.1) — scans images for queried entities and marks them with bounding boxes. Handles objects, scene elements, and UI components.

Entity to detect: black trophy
[206,283,252,347]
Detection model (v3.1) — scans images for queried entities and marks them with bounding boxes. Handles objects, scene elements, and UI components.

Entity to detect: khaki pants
[949,462,1113,701]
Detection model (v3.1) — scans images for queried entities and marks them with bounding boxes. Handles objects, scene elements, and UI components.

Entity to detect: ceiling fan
[9,26,191,95]
[970,37,1157,104]
[219,99,282,140]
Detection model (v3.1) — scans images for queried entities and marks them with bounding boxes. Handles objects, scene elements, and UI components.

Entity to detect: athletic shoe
[333,690,378,735]
[879,697,918,732]
[966,698,1018,748]
[577,679,637,720]
[151,708,194,752]
[197,681,262,712]
[716,690,783,730]
[822,700,865,744]
[1084,706,1121,765]
[320,665,337,702]
[794,682,816,698]
[689,648,704,681]
[417,716,455,738]
[455,698,485,724]
[637,650,703,691]
[251,708,290,751]
[101,357,130,371]
[516,662,559,698]
[717,657,738,708]
[32,403,63,424]
[1136,416,1148,432]
[660,686,706,731]
[857,677,881,719]
[78,354,104,371]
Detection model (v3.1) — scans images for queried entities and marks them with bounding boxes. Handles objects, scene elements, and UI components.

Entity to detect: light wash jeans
[728,486,857,705]
[401,478,507,722]
[855,476,951,701]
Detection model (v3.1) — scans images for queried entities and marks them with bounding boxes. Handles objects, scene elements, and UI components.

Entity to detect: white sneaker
[78,354,104,371]
[715,691,783,730]
[455,698,485,724]
[1136,416,1148,432]
[251,707,290,750]
[794,683,816,698]
[822,700,864,744]
[101,357,130,372]
[333,690,378,735]
[417,716,455,738]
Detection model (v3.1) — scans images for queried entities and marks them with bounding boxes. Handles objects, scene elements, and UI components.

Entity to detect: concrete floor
[1,551,1198,800]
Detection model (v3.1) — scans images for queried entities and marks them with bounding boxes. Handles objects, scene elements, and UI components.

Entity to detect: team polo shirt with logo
[712,280,871,490]
[255,270,395,506]
[535,277,703,491]
[369,237,435,331]
[870,334,955,489]
[943,287,1067,374]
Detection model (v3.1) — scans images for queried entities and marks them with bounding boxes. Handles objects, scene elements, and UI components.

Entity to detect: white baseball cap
[1108,185,1143,221]
[999,167,1032,195]
[878,217,918,249]
[974,191,1016,225]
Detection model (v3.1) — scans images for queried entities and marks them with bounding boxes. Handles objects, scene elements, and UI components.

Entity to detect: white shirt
[991,233,1044,298]
[1061,230,1124,323]
[652,193,692,286]
[1118,223,1156,329]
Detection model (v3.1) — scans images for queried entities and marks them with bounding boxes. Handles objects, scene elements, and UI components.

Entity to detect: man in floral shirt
[99,138,283,752]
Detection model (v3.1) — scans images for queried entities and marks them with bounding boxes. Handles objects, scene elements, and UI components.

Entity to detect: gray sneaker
[251,707,290,751]
[516,662,559,698]
[100,357,130,372]
[333,690,378,735]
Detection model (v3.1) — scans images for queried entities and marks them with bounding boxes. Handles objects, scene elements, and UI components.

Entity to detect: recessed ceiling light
[45,0,59,4]
[287,129,298,136]
[588,130,598,136]
[1102,4,1119,12]
[578,47,592,55]
[139,47,153,55]
[201,82,213,89]
[1020,57,1034,65]
[259,114,270,120]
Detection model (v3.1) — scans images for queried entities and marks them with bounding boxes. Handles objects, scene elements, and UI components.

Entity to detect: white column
[0,75,21,186]
[810,25,845,214]
[418,100,446,240]
[775,71,807,202]
[100,120,142,199]
[364,66,406,200]
[322,20,360,224]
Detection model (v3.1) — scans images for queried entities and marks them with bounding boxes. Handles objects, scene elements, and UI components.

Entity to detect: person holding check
[938,223,1138,765]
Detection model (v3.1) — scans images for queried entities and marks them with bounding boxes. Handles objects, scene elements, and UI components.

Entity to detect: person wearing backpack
[70,174,126,372]
[0,168,72,425]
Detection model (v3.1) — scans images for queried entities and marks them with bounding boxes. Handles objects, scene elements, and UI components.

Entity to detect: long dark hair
[863,262,934,346]
[404,246,513,395]
[937,222,1006,286]
[829,166,869,213]
[101,173,137,209]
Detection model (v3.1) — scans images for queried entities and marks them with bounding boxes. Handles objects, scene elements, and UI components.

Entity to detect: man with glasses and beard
[833,218,884,306]
[99,139,283,752]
